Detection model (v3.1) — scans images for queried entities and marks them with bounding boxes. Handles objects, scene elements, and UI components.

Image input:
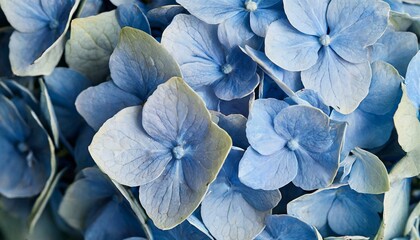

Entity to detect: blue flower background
[0,0,419,239]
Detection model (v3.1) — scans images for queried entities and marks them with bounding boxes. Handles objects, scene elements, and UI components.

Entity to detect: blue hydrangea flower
[0,0,80,76]
[201,148,281,240]
[89,77,232,229]
[405,51,420,108]
[0,96,53,198]
[331,61,403,155]
[287,185,383,237]
[59,167,146,240]
[176,0,283,47]
[76,27,181,130]
[149,215,213,240]
[255,215,321,240]
[370,27,418,76]
[44,68,92,139]
[211,112,249,149]
[161,15,259,103]
[265,0,390,114]
[238,101,346,190]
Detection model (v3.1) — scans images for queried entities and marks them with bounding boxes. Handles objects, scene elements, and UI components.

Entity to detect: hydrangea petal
[217,11,255,48]
[161,14,225,89]
[265,19,321,71]
[346,148,390,194]
[89,106,172,187]
[76,81,141,131]
[273,106,345,190]
[175,0,243,24]
[283,0,329,36]
[65,10,121,82]
[0,0,49,32]
[250,6,283,37]
[246,99,289,155]
[302,47,371,114]
[110,27,181,99]
[370,27,418,76]
[255,215,320,240]
[238,147,298,190]
[142,77,211,144]
[406,51,420,107]
[328,0,390,63]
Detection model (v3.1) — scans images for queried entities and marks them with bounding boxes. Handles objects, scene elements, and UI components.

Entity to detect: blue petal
[219,92,255,117]
[176,0,243,24]
[212,112,249,149]
[370,27,418,76]
[77,0,103,18]
[331,61,402,153]
[406,51,420,107]
[202,148,280,239]
[246,99,289,155]
[89,106,172,187]
[44,68,91,138]
[110,27,181,100]
[238,147,298,190]
[213,47,258,100]
[217,11,255,48]
[283,0,329,36]
[255,215,319,240]
[0,95,29,140]
[0,0,50,32]
[147,5,187,29]
[250,3,284,37]
[161,14,225,89]
[302,47,372,114]
[116,2,151,33]
[327,0,390,63]
[274,105,345,190]
[76,81,141,131]
[265,19,321,71]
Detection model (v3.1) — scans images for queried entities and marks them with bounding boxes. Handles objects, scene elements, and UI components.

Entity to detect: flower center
[172,145,185,160]
[319,34,331,46]
[221,64,233,74]
[17,142,29,153]
[245,0,258,12]
[287,139,299,151]
[49,20,59,29]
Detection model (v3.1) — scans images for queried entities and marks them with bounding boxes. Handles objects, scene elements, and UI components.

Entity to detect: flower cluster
[0,0,419,239]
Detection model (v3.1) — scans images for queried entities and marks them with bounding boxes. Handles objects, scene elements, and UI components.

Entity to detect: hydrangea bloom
[238,101,346,190]
[255,215,321,239]
[265,0,390,114]
[76,27,181,130]
[0,96,53,198]
[288,185,383,237]
[59,168,146,240]
[89,77,232,229]
[201,148,281,240]
[161,15,259,104]
[0,0,80,76]
[176,0,283,47]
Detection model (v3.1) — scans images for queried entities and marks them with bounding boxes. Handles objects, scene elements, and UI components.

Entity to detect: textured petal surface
[302,47,372,114]
[255,215,319,240]
[76,81,141,131]
[328,0,389,63]
[65,10,121,82]
[406,51,420,107]
[161,14,225,89]
[274,105,345,190]
[238,147,298,190]
[246,99,289,155]
[217,11,255,48]
[176,0,243,24]
[138,78,231,229]
[250,5,283,37]
[265,19,321,71]
[89,106,171,187]
[110,27,181,99]
[283,0,329,36]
